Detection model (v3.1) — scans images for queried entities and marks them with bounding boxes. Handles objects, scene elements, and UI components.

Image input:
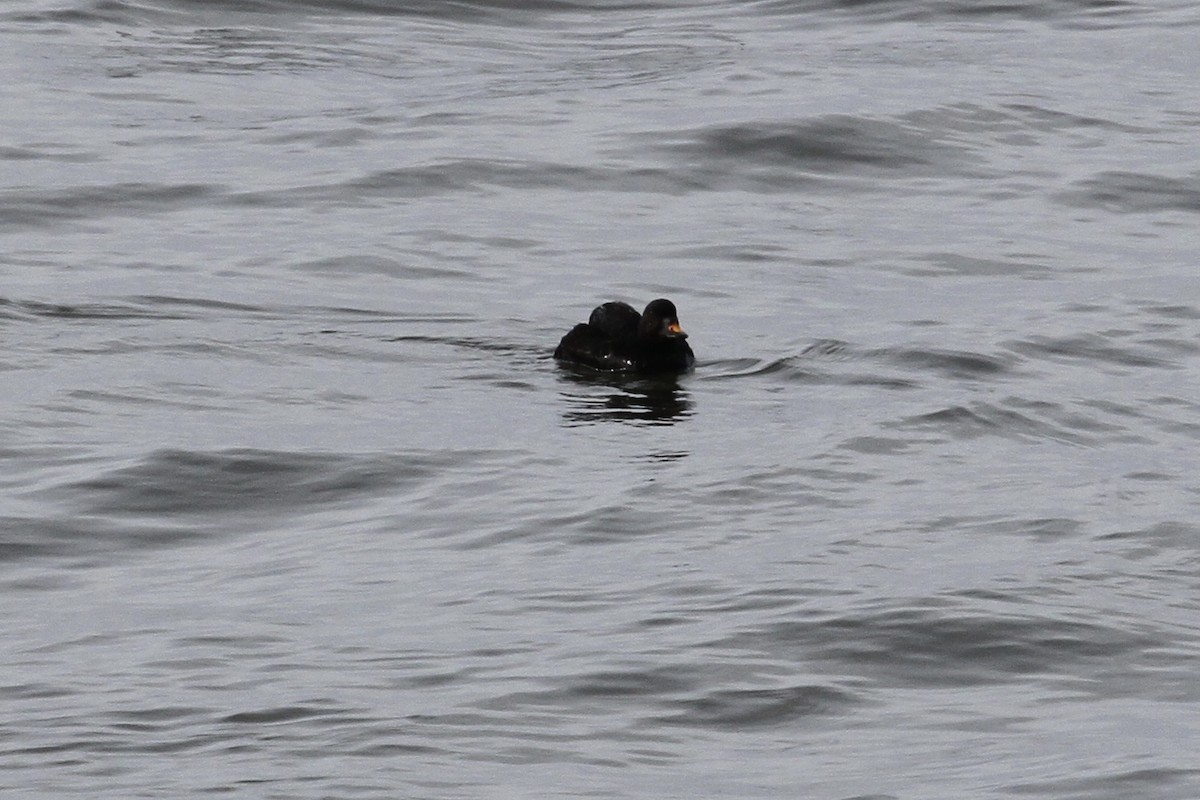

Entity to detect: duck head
[639,298,687,341]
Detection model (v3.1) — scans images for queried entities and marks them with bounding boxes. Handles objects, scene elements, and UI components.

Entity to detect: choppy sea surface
[3,0,1200,797]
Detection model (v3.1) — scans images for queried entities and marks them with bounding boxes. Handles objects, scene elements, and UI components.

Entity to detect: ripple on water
[0,183,218,231]
[892,401,1099,445]
[702,341,1012,390]
[56,449,432,516]
[1057,171,1200,214]
[0,448,513,569]
[636,115,990,192]
[556,372,694,427]
[1005,767,1200,800]
[1008,332,1187,371]
[716,604,1160,690]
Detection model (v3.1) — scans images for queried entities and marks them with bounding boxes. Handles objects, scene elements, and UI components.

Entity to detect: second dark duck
[554,298,695,374]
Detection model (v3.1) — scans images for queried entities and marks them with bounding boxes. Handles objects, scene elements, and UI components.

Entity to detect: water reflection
[557,369,693,426]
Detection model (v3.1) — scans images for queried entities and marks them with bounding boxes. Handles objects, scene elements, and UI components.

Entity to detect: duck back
[587,302,641,343]
[554,322,636,371]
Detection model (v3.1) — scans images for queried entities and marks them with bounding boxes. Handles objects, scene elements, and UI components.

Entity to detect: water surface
[3,0,1200,797]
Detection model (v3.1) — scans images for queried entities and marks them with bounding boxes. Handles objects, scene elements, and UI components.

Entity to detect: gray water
[3,0,1200,797]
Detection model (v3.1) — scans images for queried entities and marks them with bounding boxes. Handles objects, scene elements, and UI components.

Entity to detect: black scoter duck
[554,298,695,373]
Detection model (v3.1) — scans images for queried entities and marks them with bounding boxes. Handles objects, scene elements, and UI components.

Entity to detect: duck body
[554,299,695,374]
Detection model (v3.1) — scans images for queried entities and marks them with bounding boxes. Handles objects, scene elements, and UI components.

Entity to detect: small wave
[678,118,956,168]
[0,144,96,163]
[228,162,597,205]
[0,515,205,565]
[156,0,716,23]
[3,0,1151,29]
[877,347,1013,379]
[747,0,1144,29]
[294,256,481,281]
[0,183,219,231]
[904,252,1055,279]
[50,448,461,517]
[481,665,695,711]
[654,684,857,728]
[0,297,194,322]
[1006,766,1200,798]
[682,463,875,519]
[701,356,811,381]
[999,103,1155,136]
[477,662,858,735]
[0,1,163,25]
[930,516,1086,542]
[7,448,522,567]
[0,294,432,329]
[1097,520,1200,555]
[107,24,356,78]
[644,116,986,190]
[721,605,1156,689]
[892,401,1097,445]
[0,0,723,31]
[1140,302,1200,321]
[21,118,970,210]
[704,343,1009,388]
[220,705,343,725]
[131,295,281,315]
[1057,171,1200,214]
[1007,332,1183,370]
[702,342,854,382]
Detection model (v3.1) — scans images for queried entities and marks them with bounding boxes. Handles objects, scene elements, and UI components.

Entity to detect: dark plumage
[554,299,695,373]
